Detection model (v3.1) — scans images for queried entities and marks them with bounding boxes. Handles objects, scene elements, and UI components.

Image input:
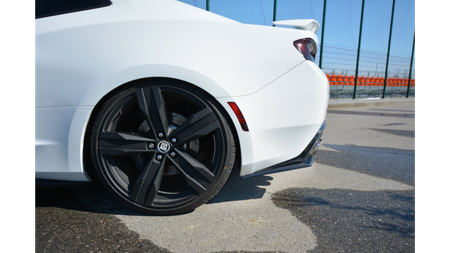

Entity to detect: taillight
[293,38,317,61]
[227,102,249,132]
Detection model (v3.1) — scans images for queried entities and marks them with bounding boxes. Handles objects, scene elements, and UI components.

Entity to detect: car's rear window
[36,0,112,19]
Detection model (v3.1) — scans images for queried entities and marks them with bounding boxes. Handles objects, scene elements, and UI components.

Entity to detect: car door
[31,0,112,180]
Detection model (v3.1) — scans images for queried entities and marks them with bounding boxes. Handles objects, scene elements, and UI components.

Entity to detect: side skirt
[35,179,88,188]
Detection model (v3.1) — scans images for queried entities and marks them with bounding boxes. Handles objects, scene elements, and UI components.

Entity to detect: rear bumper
[219,60,329,177]
[242,121,325,179]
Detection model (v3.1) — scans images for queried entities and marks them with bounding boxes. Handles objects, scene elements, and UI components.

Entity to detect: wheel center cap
[157,140,171,153]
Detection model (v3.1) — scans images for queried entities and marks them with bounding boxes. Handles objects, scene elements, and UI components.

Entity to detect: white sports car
[36,0,329,215]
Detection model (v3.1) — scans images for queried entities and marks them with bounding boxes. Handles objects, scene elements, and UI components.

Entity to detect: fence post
[353,0,366,99]
[383,0,396,98]
[272,0,277,26]
[406,32,415,98]
[319,0,327,69]
[206,0,210,11]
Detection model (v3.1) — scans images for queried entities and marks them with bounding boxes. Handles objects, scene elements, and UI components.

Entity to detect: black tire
[90,79,235,215]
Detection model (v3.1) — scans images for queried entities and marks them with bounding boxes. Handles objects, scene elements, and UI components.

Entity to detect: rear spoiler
[273,19,320,33]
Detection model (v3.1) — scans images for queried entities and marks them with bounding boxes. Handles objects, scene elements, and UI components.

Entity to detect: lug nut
[171,138,177,143]
[156,155,163,160]
[158,132,164,138]
[170,152,176,158]
[148,143,155,149]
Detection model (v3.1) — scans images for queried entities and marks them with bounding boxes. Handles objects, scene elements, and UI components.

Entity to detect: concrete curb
[327,97,415,109]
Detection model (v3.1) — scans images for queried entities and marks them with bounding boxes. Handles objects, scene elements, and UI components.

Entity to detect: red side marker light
[228,102,249,132]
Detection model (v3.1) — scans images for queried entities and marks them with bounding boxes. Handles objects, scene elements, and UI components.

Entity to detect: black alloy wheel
[90,79,235,215]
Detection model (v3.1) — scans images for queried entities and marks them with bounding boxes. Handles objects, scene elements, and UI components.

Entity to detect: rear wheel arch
[84,77,241,176]
[82,77,241,214]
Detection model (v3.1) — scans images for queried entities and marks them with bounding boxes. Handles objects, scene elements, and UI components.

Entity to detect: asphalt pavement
[35,99,415,253]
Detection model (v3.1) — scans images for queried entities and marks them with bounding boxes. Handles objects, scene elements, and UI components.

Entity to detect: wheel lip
[91,82,232,213]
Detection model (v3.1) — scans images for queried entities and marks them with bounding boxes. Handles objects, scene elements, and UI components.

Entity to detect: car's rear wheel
[90,79,235,215]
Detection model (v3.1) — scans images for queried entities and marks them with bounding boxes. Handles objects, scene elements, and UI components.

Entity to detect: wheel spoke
[99,131,156,156]
[135,86,169,137]
[169,108,220,145]
[129,156,166,206]
[169,149,215,193]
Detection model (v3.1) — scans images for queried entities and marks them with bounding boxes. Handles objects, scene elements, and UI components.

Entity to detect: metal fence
[179,0,415,99]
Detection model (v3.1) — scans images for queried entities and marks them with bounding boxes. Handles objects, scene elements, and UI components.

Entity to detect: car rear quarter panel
[35,0,321,179]
[35,0,316,107]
